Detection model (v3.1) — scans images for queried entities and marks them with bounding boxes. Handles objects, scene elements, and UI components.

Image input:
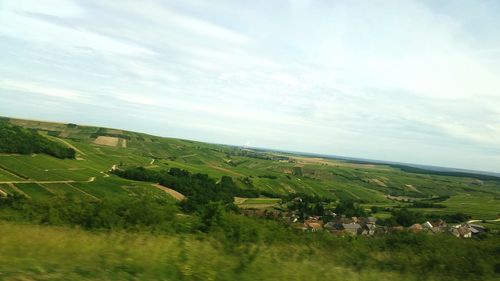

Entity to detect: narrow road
[207,163,246,177]
[467,219,500,223]
[0,177,96,184]
[179,154,197,158]
[151,184,186,201]
[52,137,86,155]
[8,183,30,198]
[67,183,100,201]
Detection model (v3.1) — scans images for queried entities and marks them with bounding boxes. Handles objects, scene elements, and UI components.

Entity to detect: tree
[200,201,226,232]
[334,201,367,218]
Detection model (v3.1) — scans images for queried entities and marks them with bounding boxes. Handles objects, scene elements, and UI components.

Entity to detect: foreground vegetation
[0,196,499,281]
[0,117,499,280]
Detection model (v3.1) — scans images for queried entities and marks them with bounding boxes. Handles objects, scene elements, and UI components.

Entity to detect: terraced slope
[0,117,499,219]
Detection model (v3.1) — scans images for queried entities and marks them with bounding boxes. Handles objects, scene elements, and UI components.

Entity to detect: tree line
[0,120,75,159]
[0,193,498,280]
[113,166,238,212]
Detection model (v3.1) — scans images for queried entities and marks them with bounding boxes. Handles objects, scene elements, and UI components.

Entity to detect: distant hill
[257,148,500,181]
[0,118,75,159]
[0,116,498,220]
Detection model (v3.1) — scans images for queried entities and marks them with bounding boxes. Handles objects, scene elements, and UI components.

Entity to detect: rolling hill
[0,116,499,220]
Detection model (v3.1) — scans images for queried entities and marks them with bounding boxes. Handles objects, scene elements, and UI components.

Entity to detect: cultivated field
[94,136,120,147]
[0,117,499,220]
[235,197,282,209]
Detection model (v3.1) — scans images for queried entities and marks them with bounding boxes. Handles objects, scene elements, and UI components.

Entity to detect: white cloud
[1,0,500,172]
[0,79,87,101]
[0,8,154,56]
[115,94,157,105]
[3,0,85,18]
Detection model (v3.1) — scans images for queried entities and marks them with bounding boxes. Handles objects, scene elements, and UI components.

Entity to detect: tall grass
[0,222,399,281]
[1,222,499,281]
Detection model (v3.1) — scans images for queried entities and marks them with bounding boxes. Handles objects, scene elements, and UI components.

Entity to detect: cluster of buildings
[407,220,487,238]
[240,207,489,239]
[301,216,488,238]
[301,216,381,235]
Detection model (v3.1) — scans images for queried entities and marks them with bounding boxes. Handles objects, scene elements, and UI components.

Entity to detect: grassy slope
[2,222,499,281]
[0,117,498,219]
[0,222,383,281]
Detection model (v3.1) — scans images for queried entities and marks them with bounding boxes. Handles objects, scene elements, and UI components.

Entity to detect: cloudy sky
[1,0,499,172]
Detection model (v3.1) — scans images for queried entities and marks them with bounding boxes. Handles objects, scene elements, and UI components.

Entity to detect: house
[324,221,343,231]
[430,226,443,234]
[409,223,423,233]
[303,221,322,232]
[451,226,472,238]
[432,219,447,228]
[374,226,387,236]
[307,222,322,232]
[468,224,486,236]
[361,223,376,236]
[422,221,433,229]
[343,223,361,235]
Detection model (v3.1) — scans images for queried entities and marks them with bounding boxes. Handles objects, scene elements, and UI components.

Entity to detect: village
[241,199,490,239]
[299,215,487,239]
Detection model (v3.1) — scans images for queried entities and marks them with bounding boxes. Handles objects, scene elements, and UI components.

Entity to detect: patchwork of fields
[1,118,499,220]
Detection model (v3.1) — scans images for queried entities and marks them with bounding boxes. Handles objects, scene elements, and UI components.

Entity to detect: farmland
[0,117,499,281]
[235,197,282,209]
[0,117,498,220]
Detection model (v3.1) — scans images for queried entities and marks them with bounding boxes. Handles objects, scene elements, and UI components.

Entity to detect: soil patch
[151,184,186,201]
[94,136,120,147]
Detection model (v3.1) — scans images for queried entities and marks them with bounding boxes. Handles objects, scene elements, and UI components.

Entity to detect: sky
[0,0,499,173]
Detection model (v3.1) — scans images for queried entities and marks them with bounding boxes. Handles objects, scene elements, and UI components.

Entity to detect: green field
[0,117,499,281]
[409,194,500,220]
[243,198,282,204]
[0,117,498,220]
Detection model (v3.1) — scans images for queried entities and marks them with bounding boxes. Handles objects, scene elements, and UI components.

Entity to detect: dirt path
[207,163,245,177]
[0,177,96,184]
[179,154,197,158]
[150,159,155,165]
[234,197,247,204]
[7,183,30,198]
[0,188,7,197]
[467,219,500,223]
[239,203,278,209]
[151,184,186,201]
[0,164,29,179]
[66,183,100,201]
[38,183,56,194]
[54,138,86,155]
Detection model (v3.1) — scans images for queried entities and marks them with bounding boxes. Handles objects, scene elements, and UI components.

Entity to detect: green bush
[0,120,75,159]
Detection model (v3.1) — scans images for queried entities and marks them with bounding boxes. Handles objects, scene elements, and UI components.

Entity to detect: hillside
[0,118,75,159]
[0,117,498,220]
[1,221,498,281]
[0,117,499,281]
